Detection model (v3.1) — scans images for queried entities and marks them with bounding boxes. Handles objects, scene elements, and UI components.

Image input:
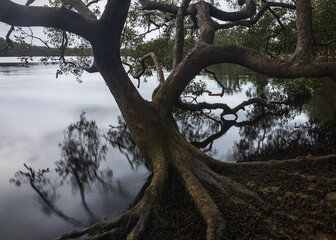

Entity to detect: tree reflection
[10,80,335,226]
[106,116,143,170]
[10,113,135,227]
[304,78,336,123]
[174,97,289,156]
[204,64,248,95]
[10,164,84,227]
[55,112,111,224]
[230,121,336,163]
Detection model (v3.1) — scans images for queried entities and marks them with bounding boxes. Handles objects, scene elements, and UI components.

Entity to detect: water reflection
[56,112,110,224]
[175,96,290,156]
[229,121,336,163]
[107,116,143,170]
[305,78,336,123]
[206,64,248,95]
[10,164,84,227]
[4,60,336,239]
[10,113,143,227]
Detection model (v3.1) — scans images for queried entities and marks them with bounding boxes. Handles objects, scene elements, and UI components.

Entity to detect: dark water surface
[0,57,334,239]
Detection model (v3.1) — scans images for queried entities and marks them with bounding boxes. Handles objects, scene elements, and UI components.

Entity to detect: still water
[0,57,332,239]
[0,58,151,240]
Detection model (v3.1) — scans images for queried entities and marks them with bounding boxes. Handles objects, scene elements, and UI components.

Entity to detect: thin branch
[235,108,289,127]
[124,52,165,88]
[16,26,54,55]
[0,0,35,54]
[176,96,287,122]
[59,31,97,73]
[203,68,225,97]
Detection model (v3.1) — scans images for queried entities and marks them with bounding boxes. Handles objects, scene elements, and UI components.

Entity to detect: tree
[1,0,336,239]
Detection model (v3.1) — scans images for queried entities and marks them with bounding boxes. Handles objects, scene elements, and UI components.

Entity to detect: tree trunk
[59,83,336,239]
[55,49,336,239]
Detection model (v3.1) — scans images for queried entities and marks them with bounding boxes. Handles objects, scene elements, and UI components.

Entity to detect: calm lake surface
[0,57,325,239]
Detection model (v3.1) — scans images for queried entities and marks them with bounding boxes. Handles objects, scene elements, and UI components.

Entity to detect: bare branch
[208,0,257,22]
[17,27,54,54]
[235,108,289,127]
[124,52,165,88]
[176,100,236,116]
[191,119,235,150]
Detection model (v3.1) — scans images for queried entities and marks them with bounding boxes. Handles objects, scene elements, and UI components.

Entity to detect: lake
[0,58,151,240]
[0,57,333,239]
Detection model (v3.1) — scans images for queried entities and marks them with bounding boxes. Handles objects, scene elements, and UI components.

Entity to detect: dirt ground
[144,156,336,240]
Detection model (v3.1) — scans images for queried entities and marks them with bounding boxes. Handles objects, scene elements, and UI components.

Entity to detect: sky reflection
[0,58,149,240]
[0,57,315,240]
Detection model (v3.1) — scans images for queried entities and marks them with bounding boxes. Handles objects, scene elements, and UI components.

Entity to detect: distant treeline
[0,37,85,57]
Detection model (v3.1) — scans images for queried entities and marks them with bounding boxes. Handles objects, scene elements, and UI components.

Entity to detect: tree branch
[0,0,36,54]
[153,42,336,109]
[217,1,295,30]
[173,0,191,69]
[195,2,217,44]
[176,100,235,116]
[0,0,95,41]
[124,52,165,88]
[61,0,97,20]
[203,68,225,97]
[292,0,312,63]
[99,0,131,41]
[209,0,257,22]
[139,0,179,14]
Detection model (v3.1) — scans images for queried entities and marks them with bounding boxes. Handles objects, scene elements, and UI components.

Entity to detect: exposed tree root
[58,154,170,240]
[173,152,272,240]
[178,163,225,240]
[58,152,336,240]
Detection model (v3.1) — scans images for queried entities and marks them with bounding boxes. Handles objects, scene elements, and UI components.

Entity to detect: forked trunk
[59,49,336,240]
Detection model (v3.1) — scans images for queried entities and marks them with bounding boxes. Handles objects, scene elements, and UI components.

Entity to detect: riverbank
[144,154,336,239]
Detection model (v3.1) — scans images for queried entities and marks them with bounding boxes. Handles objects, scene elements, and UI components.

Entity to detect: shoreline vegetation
[0,37,82,57]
